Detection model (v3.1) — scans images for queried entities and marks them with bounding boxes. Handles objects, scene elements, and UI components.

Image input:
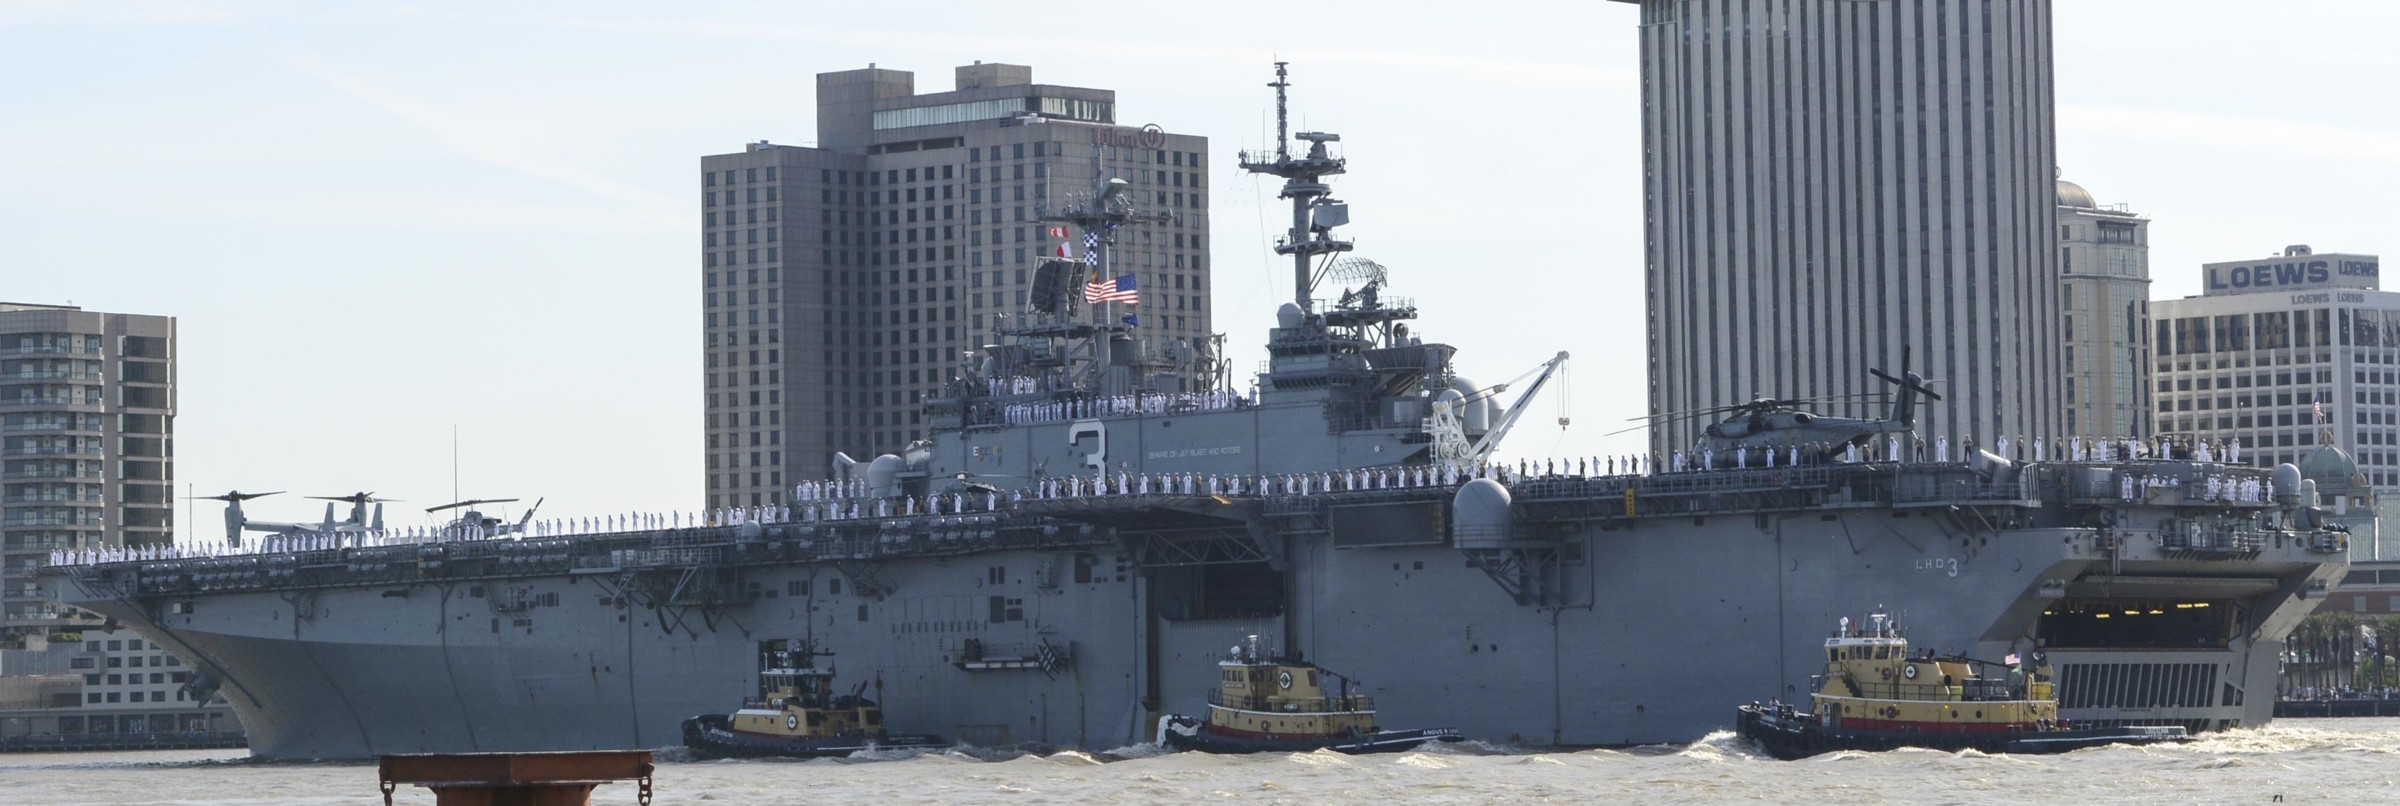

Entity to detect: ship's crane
[1462,351,1570,467]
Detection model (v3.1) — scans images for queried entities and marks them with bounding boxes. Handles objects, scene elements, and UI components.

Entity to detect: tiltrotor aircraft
[191,490,395,548]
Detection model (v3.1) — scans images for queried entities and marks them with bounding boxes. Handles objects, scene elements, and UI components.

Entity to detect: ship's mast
[1043,160,1169,329]
[1240,62,1352,316]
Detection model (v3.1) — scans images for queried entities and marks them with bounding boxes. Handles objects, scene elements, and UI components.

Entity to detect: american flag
[1085,273,1139,304]
[2003,653,2021,667]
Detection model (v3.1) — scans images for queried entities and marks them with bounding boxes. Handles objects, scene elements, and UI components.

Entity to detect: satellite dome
[2056,179,2097,209]
[1452,478,1513,545]
[866,454,906,496]
[2273,462,2303,506]
[1276,302,1304,329]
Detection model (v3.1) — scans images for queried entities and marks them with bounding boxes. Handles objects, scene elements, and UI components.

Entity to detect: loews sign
[2202,254,2379,295]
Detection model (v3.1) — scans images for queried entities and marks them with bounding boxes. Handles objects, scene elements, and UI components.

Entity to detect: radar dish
[1327,257,1387,288]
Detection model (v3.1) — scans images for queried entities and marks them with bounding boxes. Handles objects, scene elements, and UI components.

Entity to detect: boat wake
[1671,729,1769,762]
[2181,722,2400,757]
[1095,742,1173,761]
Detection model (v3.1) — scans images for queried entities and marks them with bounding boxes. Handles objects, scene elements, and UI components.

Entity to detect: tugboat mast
[1240,62,1353,317]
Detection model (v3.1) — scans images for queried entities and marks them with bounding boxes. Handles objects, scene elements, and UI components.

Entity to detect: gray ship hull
[55,462,2343,759]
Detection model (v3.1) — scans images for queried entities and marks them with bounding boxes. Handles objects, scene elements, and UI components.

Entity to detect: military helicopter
[426,497,542,539]
[1629,350,1944,464]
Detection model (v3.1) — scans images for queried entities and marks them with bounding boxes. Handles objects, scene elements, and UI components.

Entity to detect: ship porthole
[787,715,800,730]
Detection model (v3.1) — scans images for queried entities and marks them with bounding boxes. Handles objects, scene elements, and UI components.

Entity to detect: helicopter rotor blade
[1870,367,1944,402]
[186,490,284,502]
[426,497,520,513]
[307,492,401,503]
[1634,390,1897,424]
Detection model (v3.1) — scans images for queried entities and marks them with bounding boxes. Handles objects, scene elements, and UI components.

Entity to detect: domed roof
[2056,179,2096,209]
[2298,443,2366,493]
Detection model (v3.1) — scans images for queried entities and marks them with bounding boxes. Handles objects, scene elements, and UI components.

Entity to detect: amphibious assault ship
[45,67,2348,759]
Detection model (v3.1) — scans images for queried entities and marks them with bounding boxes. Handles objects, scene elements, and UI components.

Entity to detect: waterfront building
[2057,177,2153,438]
[1613,0,2064,454]
[2151,245,2388,559]
[0,632,239,740]
[0,303,175,644]
[699,63,1210,509]
[0,303,221,743]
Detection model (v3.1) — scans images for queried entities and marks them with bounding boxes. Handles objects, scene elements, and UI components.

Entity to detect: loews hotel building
[697,63,1210,510]
[2151,246,2387,477]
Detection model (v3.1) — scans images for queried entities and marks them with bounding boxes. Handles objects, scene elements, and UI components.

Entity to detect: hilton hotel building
[1615,0,2065,452]
[2151,247,2387,477]
[698,63,1210,509]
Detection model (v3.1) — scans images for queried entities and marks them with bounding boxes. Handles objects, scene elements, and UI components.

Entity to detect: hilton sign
[1090,124,1168,150]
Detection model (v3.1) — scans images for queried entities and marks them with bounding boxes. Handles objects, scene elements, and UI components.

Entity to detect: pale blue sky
[4,1,2394,533]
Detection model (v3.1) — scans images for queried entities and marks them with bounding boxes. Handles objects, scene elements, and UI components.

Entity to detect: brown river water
[6,718,2395,805]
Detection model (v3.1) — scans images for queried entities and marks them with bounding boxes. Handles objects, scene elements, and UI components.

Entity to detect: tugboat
[681,640,947,758]
[1737,609,2190,759]
[1157,635,1461,754]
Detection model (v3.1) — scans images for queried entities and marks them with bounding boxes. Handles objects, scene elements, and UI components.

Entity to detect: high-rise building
[2151,245,2386,477]
[0,303,176,641]
[699,63,1210,509]
[2056,177,2152,438]
[1615,0,2064,453]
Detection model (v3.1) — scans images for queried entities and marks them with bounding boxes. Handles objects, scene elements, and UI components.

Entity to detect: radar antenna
[1325,256,1387,290]
[1240,62,1352,316]
[1269,62,1290,162]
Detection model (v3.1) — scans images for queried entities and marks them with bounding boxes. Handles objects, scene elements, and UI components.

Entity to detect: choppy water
[8,719,2398,805]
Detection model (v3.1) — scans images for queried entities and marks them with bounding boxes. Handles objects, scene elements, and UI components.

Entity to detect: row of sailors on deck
[1660,433,2252,473]
[1016,463,1485,501]
[1990,435,2243,464]
[797,480,870,501]
[2118,471,2270,504]
[995,389,1245,425]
